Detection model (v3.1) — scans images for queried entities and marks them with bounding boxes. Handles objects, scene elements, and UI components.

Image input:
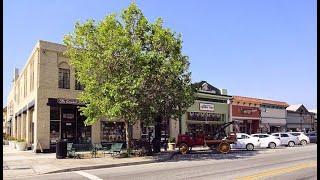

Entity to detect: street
[8,144,317,180]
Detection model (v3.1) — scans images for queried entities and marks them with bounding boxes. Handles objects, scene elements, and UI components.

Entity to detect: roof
[232,95,289,107]
[309,109,317,114]
[286,104,303,111]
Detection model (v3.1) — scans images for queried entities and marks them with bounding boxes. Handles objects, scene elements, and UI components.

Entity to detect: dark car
[306,132,317,143]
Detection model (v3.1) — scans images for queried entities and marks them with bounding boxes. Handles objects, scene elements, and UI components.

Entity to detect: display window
[101,121,125,142]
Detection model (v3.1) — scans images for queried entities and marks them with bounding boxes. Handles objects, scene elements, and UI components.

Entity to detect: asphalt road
[9,144,317,180]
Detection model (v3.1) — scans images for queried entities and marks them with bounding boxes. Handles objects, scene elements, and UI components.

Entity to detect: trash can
[56,139,67,159]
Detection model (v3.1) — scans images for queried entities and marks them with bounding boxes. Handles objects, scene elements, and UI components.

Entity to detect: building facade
[230,96,261,134]
[180,81,232,137]
[260,100,288,133]
[6,40,141,152]
[3,106,8,134]
[286,104,315,132]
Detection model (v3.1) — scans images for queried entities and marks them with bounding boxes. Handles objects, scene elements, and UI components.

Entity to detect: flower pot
[3,139,9,145]
[9,141,16,149]
[168,143,176,151]
[16,142,27,151]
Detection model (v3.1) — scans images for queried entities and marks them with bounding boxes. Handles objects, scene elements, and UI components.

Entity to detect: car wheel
[300,140,307,146]
[246,143,254,151]
[288,141,295,147]
[179,143,189,155]
[268,142,276,149]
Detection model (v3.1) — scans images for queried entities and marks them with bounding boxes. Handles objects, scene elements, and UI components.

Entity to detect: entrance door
[61,109,76,143]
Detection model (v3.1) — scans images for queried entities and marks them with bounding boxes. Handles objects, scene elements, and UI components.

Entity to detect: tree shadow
[148,149,261,162]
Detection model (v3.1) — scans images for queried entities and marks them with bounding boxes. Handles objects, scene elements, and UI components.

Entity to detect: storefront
[286,104,315,133]
[181,81,231,136]
[47,98,92,150]
[231,96,261,134]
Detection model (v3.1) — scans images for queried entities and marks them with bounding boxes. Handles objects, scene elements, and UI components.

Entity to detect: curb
[45,156,172,174]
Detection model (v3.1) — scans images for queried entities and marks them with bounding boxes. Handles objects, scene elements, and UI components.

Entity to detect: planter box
[3,139,9,145]
[8,141,17,149]
[168,143,176,151]
[15,142,27,151]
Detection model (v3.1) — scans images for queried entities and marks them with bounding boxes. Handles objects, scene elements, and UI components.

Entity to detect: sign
[199,103,214,111]
[57,98,85,105]
[63,114,74,119]
[240,108,258,115]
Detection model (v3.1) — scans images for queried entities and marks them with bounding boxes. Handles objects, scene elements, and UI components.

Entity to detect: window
[50,107,60,120]
[272,134,279,137]
[241,135,250,139]
[58,68,70,89]
[101,121,125,142]
[75,79,84,90]
[281,134,289,137]
[30,61,34,92]
[24,72,27,97]
[290,133,299,136]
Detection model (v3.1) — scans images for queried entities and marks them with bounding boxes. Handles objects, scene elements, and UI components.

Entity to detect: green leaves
[64,2,194,127]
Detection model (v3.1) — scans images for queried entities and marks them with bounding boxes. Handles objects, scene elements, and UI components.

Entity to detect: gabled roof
[232,95,289,107]
[286,104,303,111]
[286,104,309,113]
[192,81,221,95]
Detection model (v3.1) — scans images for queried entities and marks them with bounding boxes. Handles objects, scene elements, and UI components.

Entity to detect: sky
[3,0,317,110]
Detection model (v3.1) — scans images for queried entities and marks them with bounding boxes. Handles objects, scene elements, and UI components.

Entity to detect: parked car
[271,133,299,147]
[231,133,260,151]
[306,131,317,143]
[288,132,310,146]
[251,133,281,149]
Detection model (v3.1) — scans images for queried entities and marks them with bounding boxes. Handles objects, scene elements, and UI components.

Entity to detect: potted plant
[16,139,27,151]
[8,136,17,149]
[3,133,9,145]
[168,137,176,151]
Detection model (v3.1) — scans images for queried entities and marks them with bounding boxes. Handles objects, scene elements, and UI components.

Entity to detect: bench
[67,143,95,159]
[104,143,124,157]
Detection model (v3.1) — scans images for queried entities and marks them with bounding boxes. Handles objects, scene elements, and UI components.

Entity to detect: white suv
[288,132,310,146]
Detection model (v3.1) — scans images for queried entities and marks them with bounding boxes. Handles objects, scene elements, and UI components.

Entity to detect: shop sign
[199,103,214,111]
[63,114,74,119]
[57,98,85,105]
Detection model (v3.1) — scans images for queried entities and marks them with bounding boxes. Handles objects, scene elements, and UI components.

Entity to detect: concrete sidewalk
[3,145,173,179]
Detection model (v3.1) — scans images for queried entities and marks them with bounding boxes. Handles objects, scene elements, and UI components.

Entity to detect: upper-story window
[74,71,84,90]
[30,60,34,92]
[59,68,70,89]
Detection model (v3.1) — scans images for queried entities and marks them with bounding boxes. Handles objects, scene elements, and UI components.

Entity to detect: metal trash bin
[56,139,67,159]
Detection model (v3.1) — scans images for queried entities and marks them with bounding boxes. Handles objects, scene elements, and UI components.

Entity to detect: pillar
[26,110,31,146]
[21,112,26,140]
[12,117,17,138]
[17,116,21,139]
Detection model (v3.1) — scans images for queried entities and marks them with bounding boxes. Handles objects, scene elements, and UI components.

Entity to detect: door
[280,133,290,144]
[61,109,76,143]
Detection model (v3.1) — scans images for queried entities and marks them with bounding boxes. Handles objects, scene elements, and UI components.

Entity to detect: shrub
[17,139,25,142]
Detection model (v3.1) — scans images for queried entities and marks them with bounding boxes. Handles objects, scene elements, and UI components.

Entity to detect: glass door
[61,109,76,143]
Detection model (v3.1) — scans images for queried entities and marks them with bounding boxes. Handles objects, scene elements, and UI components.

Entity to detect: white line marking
[75,171,103,180]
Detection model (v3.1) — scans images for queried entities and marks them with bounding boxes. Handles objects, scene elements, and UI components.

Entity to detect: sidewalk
[3,145,173,179]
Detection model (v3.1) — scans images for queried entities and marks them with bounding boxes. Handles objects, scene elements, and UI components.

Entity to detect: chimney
[220,89,228,95]
[13,68,19,82]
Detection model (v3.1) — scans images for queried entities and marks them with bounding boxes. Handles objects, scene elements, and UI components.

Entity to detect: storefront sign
[63,114,74,119]
[199,103,214,111]
[57,98,85,105]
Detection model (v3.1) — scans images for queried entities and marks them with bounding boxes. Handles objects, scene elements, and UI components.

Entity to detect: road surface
[7,144,317,180]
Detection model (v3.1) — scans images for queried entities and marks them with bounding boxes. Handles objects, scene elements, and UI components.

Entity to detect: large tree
[63,3,194,150]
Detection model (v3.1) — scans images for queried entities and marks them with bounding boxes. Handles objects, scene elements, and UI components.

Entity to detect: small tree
[64,3,194,151]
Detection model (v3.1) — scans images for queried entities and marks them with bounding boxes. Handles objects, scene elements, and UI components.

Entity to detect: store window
[58,68,70,89]
[50,107,60,145]
[101,121,125,142]
[188,112,224,121]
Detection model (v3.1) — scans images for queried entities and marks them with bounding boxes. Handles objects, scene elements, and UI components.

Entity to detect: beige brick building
[6,40,142,152]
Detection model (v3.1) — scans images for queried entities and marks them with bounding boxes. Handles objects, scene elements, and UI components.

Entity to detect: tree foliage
[63,3,194,143]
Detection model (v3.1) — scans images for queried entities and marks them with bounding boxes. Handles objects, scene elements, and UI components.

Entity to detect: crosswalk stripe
[74,171,103,180]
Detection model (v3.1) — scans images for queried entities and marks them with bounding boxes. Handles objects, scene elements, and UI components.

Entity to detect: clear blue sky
[3,0,317,109]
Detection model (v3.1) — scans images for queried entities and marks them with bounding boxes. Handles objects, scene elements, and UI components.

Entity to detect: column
[26,110,31,145]
[12,117,17,138]
[17,116,21,139]
[21,113,26,140]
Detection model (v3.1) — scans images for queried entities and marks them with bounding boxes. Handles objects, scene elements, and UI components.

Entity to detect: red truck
[176,121,237,154]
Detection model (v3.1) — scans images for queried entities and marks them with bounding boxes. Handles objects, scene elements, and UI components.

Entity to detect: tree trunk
[125,121,131,150]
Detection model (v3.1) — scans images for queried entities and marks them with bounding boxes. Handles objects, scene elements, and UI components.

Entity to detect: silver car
[271,132,300,147]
